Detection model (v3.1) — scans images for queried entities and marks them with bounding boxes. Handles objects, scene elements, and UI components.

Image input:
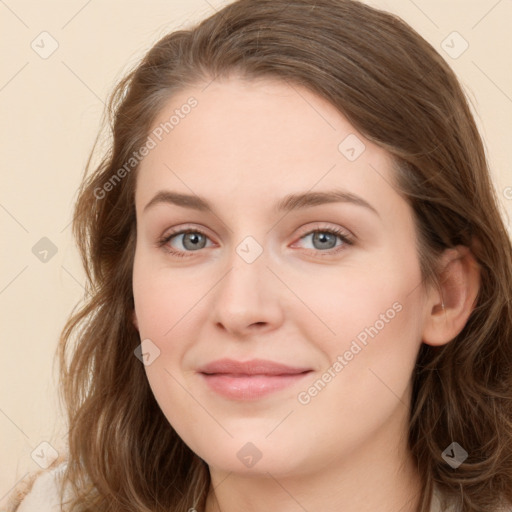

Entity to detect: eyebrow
[143,189,379,217]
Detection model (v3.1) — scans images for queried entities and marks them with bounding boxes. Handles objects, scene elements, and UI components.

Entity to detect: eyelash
[157,226,354,258]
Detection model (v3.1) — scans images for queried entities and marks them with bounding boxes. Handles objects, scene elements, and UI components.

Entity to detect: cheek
[294,248,422,345]
[132,256,204,436]
[290,293,424,466]
[132,250,203,342]
[298,261,425,429]
[300,246,425,398]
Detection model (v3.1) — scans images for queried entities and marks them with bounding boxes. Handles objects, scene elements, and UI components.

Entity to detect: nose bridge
[211,234,283,333]
[221,235,269,302]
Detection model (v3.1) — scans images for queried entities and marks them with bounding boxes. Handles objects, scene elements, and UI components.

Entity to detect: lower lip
[199,372,311,400]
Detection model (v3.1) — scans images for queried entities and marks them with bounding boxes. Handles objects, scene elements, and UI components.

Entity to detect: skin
[132,76,480,512]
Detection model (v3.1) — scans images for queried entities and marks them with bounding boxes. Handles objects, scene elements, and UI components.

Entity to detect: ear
[132,310,139,331]
[421,245,480,347]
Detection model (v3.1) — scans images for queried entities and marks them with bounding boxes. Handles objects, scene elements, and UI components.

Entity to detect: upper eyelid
[296,223,352,238]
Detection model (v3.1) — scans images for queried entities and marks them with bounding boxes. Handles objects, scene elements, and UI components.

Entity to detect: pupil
[184,233,204,250]
[314,232,335,249]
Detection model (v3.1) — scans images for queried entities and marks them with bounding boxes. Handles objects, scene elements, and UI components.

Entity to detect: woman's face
[132,76,430,477]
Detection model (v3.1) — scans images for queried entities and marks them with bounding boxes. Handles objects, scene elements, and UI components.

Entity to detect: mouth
[197,358,313,400]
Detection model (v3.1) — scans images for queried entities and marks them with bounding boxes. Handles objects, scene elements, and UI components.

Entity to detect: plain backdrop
[1,0,511,504]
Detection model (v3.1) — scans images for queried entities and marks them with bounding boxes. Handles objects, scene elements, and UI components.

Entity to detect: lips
[198,358,312,376]
[198,358,312,400]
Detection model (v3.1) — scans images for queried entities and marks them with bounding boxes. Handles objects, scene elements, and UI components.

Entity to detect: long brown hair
[50,0,512,510]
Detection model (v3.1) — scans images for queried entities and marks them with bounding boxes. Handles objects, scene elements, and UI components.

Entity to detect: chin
[187,434,314,477]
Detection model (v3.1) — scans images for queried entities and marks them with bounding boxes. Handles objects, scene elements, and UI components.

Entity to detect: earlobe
[422,245,480,347]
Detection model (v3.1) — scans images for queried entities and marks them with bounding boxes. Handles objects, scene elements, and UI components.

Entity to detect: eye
[293,226,353,255]
[157,225,353,258]
[157,228,214,257]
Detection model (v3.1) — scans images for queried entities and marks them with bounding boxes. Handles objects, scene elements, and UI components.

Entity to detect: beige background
[1,0,511,505]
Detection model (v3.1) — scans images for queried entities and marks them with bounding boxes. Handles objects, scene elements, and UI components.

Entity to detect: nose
[210,244,285,338]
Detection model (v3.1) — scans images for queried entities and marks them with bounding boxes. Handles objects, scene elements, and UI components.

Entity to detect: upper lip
[198,358,312,376]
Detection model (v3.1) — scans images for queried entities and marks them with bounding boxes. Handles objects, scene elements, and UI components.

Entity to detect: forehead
[135,77,398,214]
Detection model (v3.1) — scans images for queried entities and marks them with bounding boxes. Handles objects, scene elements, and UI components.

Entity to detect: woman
[8,0,512,511]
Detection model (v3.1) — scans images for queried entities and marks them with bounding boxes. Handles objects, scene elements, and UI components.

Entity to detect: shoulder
[5,461,71,512]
